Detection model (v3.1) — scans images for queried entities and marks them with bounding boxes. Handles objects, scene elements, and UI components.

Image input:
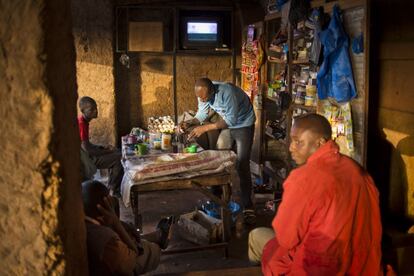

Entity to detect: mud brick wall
[135,55,175,128]
[72,0,116,146]
[0,0,87,274]
[176,55,233,116]
[117,54,234,133]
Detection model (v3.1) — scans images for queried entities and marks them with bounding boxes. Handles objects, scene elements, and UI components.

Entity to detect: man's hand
[97,196,120,228]
[188,124,213,139]
[178,121,191,132]
[98,144,115,151]
[98,196,139,253]
[103,144,115,151]
[187,118,227,140]
[82,140,114,157]
[179,118,200,132]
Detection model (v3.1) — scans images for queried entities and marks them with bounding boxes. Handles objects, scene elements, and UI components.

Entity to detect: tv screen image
[187,22,218,42]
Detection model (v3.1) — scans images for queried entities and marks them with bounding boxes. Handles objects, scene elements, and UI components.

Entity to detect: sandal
[243,209,257,225]
[156,216,175,249]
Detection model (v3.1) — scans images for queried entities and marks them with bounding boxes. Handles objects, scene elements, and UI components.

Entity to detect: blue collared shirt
[195,81,255,129]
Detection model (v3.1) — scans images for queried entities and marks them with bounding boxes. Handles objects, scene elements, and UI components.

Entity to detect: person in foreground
[248,113,382,275]
[180,78,257,224]
[82,180,173,275]
[78,96,124,196]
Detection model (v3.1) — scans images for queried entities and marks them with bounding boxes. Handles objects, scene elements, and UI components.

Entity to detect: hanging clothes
[317,5,356,102]
[309,8,323,66]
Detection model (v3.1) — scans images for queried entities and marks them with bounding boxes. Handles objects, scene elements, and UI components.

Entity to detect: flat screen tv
[181,17,223,50]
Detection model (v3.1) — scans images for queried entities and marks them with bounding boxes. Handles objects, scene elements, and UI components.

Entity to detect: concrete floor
[119,184,275,275]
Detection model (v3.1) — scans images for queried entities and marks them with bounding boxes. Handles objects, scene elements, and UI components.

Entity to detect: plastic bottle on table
[161,133,172,150]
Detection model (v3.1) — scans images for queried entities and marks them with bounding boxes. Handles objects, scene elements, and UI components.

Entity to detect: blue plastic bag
[317,5,357,102]
[202,200,241,222]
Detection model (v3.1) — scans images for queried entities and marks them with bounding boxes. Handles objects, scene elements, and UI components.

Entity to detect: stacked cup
[305,85,317,106]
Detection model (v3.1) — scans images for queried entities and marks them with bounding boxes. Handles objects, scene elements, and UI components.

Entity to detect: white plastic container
[149,132,161,149]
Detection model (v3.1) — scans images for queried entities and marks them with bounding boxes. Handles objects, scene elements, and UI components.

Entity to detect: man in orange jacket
[248,113,382,275]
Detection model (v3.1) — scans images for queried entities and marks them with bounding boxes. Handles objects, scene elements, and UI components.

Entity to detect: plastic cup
[306,85,317,97]
[153,139,161,150]
[149,132,161,148]
[185,144,197,153]
[135,143,147,155]
[305,95,315,106]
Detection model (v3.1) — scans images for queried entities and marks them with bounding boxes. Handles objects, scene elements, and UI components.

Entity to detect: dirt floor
[119,181,275,275]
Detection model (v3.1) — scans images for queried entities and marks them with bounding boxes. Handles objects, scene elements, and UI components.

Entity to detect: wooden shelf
[265,131,276,139]
[263,154,289,166]
[265,96,279,103]
[292,59,310,65]
[291,103,317,111]
[265,131,287,142]
[264,12,282,21]
[264,1,366,22]
[310,0,365,12]
[122,51,174,55]
[267,56,287,64]
[267,58,310,65]
[176,49,233,55]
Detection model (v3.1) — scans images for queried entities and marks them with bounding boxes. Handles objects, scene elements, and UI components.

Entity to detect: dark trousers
[195,128,233,150]
[93,150,124,193]
[230,126,255,209]
[198,125,255,209]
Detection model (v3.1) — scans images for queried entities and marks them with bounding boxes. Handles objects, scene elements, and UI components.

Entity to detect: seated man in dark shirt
[82,180,172,275]
[78,96,123,196]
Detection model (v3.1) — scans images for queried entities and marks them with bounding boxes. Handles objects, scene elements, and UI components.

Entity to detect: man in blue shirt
[181,78,256,224]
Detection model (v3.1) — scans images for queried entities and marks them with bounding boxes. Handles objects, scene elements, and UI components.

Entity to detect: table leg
[222,182,230,202]
[190,181,227,207]
[191,181,232,243]
[221,183,231,242]
[130,188,142,231]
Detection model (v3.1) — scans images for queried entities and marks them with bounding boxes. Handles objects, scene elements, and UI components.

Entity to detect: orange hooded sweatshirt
[262,141,382,276]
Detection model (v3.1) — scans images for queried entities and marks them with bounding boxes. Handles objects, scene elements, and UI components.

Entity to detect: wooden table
[129,171,233,254]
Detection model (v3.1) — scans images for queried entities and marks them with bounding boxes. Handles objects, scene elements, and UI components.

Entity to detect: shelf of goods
[252,0,370,192]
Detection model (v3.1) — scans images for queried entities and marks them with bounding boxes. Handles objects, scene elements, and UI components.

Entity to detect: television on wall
[181,17,223,50]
